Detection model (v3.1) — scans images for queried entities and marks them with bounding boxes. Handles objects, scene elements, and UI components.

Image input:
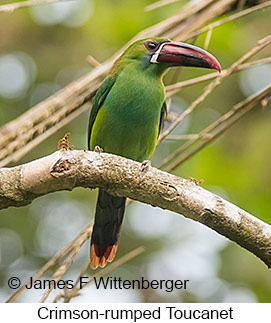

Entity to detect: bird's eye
[145,40,159,52]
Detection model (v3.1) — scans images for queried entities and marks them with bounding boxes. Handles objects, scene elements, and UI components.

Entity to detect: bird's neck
[111,57,168,81]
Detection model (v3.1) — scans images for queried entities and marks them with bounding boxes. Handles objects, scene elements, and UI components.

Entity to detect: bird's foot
[58,133,74,150]
[141,160,151,172]
[94,146,103,153]
[189,177,204,186]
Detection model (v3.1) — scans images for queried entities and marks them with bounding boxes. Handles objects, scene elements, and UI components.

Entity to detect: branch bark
[0,150,270,267]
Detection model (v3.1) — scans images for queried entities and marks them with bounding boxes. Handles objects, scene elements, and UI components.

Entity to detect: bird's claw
[189,177,204,186]
[94,146,103,153]
[141,160,151,172]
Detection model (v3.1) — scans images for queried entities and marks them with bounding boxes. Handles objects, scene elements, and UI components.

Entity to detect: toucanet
[88,37,221,269]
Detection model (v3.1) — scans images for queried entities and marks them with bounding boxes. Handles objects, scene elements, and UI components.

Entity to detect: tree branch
[0,150,270,267]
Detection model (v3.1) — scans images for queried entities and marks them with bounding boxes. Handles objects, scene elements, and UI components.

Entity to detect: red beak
[151,41,221,72]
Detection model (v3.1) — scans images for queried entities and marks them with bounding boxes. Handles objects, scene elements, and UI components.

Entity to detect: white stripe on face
[150,42,167,64]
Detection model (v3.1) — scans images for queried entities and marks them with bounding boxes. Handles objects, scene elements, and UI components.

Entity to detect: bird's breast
[90,68,165,161]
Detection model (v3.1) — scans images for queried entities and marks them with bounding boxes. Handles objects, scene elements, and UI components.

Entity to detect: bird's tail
[90,189,126,269]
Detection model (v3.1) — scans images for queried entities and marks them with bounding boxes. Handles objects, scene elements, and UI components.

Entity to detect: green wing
[158,101,167,136]
[88,74,117,149]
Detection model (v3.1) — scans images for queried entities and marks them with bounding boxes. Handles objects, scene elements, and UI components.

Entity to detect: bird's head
[112,37,221,75]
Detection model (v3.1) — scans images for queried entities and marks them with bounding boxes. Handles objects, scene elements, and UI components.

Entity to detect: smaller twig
[261,97,269,108]
[145,0,182,12]
[188,1,271,38]
[165,111,179,123]
[0,0,72,13]
[169,68,183,86]
[160,71,226,144]
[53,261,90,303]
[86,55,100,68]
[53,247,145,303]
[40,225,92,302]
[166,134,213,140]
[204,28,213,50]
[166,57,271,96]
[237,0,247,11]
[0,101,92,168]
[6,223,93,303]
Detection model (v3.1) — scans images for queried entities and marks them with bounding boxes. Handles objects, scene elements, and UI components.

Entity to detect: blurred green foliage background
[0,0,270,302]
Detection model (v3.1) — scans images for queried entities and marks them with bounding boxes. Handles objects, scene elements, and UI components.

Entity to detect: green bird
[88,37,221,269]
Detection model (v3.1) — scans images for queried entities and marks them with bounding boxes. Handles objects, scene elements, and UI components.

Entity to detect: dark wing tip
[90,244,118,269]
